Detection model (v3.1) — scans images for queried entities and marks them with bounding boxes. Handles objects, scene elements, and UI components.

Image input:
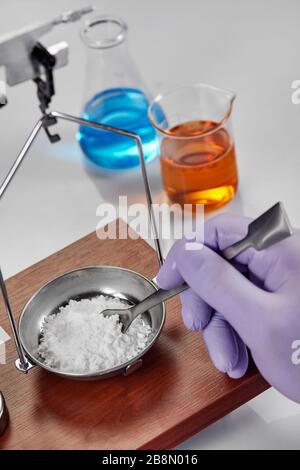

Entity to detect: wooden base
[0,220,269,449]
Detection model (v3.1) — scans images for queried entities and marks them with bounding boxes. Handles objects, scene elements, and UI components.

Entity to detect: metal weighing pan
[19,266,165,379]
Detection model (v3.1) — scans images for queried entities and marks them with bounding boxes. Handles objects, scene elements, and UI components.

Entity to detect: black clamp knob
[31,42,60,143]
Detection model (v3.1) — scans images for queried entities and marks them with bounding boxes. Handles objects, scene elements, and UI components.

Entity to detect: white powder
[37,295,152,374]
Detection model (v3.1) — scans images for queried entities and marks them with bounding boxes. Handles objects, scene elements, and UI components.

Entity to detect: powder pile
[37,295,152,374]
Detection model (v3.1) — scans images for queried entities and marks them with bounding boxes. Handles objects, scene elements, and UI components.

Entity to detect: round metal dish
[18,266,165,380]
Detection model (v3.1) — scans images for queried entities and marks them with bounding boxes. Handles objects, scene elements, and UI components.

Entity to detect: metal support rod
[0,117,44,199]
[0,117,45,371]
[0,109,164,371]
[135,136,164,267]
[0,267,29,371]
[51,110,164,266]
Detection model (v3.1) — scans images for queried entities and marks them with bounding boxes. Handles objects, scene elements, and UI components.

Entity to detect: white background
[0,0,300,449]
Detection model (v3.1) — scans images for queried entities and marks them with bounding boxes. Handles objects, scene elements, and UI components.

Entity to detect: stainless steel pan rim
[18,265,166,380]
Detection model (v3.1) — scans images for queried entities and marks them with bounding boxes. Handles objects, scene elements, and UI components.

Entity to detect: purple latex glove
[157,213,300,403]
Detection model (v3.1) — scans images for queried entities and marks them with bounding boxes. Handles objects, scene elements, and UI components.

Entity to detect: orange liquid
[160,120,238,210]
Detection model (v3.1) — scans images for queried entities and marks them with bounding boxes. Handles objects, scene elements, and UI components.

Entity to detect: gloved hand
[157,213,300,403]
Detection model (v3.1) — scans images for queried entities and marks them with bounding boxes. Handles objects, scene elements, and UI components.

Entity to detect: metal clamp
[31,43,60,143]
[0,110,163,373]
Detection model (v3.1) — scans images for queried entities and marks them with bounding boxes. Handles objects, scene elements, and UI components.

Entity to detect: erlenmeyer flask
[77,15,159,170]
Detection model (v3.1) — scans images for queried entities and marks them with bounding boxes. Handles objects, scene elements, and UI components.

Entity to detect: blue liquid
[77,88,159,169]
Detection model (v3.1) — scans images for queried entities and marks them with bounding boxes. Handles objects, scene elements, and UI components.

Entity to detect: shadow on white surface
[176,388,300,450]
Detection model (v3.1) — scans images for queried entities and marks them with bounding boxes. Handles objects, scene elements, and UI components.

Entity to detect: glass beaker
[77,15,159,170]
[148,83,238,210]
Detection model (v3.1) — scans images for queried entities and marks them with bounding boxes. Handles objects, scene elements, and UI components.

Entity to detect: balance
[0,7,293,437]
[0,6,164,383]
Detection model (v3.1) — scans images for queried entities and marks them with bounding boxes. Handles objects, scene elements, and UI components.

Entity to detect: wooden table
[0,221,269,449]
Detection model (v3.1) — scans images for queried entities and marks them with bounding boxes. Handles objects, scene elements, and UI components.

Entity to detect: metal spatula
[103,202,292,333]
[222,201,292,260]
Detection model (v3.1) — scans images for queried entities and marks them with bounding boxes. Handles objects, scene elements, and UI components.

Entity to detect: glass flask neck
[80,15,128,49]
[80,15,148,100]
